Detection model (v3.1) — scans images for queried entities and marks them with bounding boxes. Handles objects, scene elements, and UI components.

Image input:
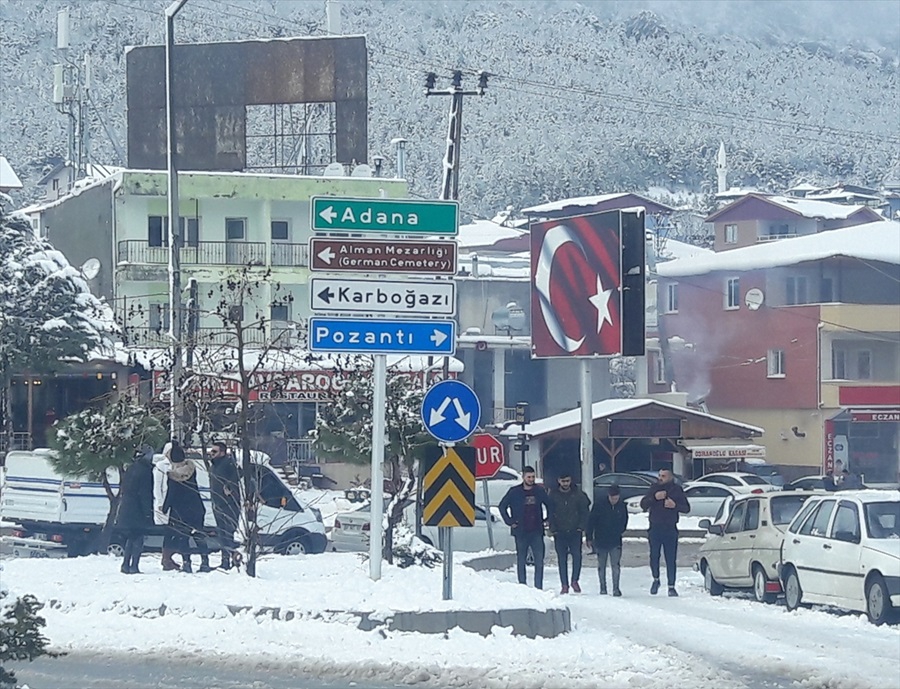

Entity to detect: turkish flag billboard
[530,210,644,358]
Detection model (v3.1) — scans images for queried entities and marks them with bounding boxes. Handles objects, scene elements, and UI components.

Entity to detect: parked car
[741,463,785,487]
[693,472,780,492]
[780,490,900,624]
[697,492,816,602]
[331,500,520,553]
[629,481,749,519]
[594,471,683,501]
[783,475,869,491]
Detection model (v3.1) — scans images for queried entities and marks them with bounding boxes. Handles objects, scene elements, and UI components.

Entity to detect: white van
[1,448,327,557]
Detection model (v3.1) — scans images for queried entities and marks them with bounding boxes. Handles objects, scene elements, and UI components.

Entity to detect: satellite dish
[745,288,765,311]
[350,164,373,178]
[81,257,101,280]
[322,162,346,177]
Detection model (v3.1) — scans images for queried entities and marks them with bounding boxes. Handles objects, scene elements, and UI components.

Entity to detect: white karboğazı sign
[309,277,456,316]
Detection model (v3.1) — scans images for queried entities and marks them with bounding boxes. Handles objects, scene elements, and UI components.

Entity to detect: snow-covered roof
[708,193,872,222]
[500,398,762,439]
[786,182,820,193]
[522,193,632,214]
[0,156,23,190]
[657,239,714,262]
[657,220,900,277]
[456,219,526,250]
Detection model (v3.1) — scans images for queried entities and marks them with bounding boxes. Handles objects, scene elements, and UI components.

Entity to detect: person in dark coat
[114,446,155,574]
[160,440,210,573]
[586,483,629,596]
[208,441,241,570]
[499,466,551,590]
[547,472,591,594]
[639,468,690,596]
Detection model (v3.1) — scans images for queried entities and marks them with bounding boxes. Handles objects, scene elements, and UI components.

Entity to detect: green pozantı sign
[311,196,459,235]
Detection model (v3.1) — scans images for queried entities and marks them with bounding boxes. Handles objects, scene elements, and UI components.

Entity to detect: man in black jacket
[586,483,628,596]
[547,472,591,594]
[209,441,241,570]
[114,447,155,574]
[499,466,551,589]
[639,468,690,596]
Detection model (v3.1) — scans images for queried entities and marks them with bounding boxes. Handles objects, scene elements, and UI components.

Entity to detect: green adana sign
[311,196,459,236]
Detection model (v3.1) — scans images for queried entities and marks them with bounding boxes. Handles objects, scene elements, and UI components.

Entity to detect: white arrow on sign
[452,397,471,431]
[429,397,453,426]
[430,329,448,347]
[319,205,337,224]
[317,247,335,264]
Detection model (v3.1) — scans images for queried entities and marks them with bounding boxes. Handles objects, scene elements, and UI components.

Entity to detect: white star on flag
[588,274,614,334]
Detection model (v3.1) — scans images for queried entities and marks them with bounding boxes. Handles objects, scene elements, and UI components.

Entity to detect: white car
[331,500,520,553]
[693,472,780,492]
[626,481,750,518]
[780,490,900,624]
[698,492,815,602]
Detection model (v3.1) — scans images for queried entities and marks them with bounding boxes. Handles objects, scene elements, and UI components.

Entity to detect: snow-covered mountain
[1,0,897,216]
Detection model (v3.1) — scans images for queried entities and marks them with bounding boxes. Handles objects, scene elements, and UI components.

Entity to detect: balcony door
[225,218,247,265]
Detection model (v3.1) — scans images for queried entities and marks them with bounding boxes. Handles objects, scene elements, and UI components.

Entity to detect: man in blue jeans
[639,468,690,596]
[499,466,551,589]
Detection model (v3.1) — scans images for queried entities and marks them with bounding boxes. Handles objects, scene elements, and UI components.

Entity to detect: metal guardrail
[117,240,308,267]
[124,326,268,347]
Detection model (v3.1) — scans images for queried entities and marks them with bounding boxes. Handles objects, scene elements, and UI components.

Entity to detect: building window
[227,305,244,324]
[832,349,846,379]
[786,276,808,305]
[52,178,60,191]
[653,352,666,384]
[226,218,246,240]
[857,350,871,380]
[271,303,290,322]
[665,282,678,313]
[768,223,792,237]
[767,349,785,377]
[724,224,738,244]
[820,277,834,303]
[148,216,167,247]
[725,277,740,309]
[271,219,290,242]
[149,303,170,332]
[149,216,198,247]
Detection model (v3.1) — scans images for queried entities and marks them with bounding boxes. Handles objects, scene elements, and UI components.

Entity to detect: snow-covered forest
[1,0,898,216]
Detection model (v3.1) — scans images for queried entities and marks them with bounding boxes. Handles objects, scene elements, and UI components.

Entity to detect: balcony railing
[124,326,268,347]
[117,241,308,267]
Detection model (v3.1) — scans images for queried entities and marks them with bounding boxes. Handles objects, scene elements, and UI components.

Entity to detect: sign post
[471,433,505,550]
[369,354,386,581]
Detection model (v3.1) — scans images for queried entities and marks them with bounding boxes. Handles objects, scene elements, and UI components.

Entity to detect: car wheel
[278,530,308,556]
[784,567,803,611]
[107,542,125,558]
[703,561,724,596]
[866,574,892,625]
[752,564,776,604]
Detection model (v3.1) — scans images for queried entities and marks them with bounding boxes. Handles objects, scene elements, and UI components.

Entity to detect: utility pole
[166,0,189,442]
[426,70,487,379]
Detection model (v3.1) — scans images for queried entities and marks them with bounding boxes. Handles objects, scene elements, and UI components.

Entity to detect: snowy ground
[3,552,898,689]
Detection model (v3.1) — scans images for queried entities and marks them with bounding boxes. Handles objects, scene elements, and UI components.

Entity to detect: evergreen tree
[48,395,167,550]
[0,590,52,688]
[0,196,117,448]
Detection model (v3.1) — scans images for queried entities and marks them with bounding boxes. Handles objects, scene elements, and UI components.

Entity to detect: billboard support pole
[580,359,593,497]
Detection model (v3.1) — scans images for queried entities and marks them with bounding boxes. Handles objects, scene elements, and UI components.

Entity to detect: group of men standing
[113,441,241,574]
[499,466,689,596]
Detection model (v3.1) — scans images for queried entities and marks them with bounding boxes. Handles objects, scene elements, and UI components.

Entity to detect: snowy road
[3,554,898,689]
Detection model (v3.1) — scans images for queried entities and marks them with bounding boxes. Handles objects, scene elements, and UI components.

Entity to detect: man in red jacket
[639,468,690,596]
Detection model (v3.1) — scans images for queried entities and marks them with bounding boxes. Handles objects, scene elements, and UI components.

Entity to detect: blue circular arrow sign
[421,380,481,443]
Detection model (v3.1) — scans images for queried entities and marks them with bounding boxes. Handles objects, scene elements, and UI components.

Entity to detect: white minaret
[716,141,728,194]
[326,0,342,34]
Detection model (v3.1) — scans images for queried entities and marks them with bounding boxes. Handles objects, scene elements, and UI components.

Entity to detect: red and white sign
[471,433,505,479]
[851,410,900,422]
[530,211,622,358]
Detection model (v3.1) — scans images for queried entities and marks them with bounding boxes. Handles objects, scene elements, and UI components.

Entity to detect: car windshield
[863,502,900,539]
[770,495,809,525]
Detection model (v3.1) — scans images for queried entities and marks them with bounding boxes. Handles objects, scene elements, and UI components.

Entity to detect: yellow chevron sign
[422,446,475,527]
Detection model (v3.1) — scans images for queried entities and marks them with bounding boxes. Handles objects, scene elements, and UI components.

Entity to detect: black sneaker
[668,587,679,597]
[613,590,622,597]
[599,588,608,595]
[650,580,660,595]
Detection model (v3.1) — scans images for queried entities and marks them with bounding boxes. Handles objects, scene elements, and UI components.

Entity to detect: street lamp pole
[166,0,188,441]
